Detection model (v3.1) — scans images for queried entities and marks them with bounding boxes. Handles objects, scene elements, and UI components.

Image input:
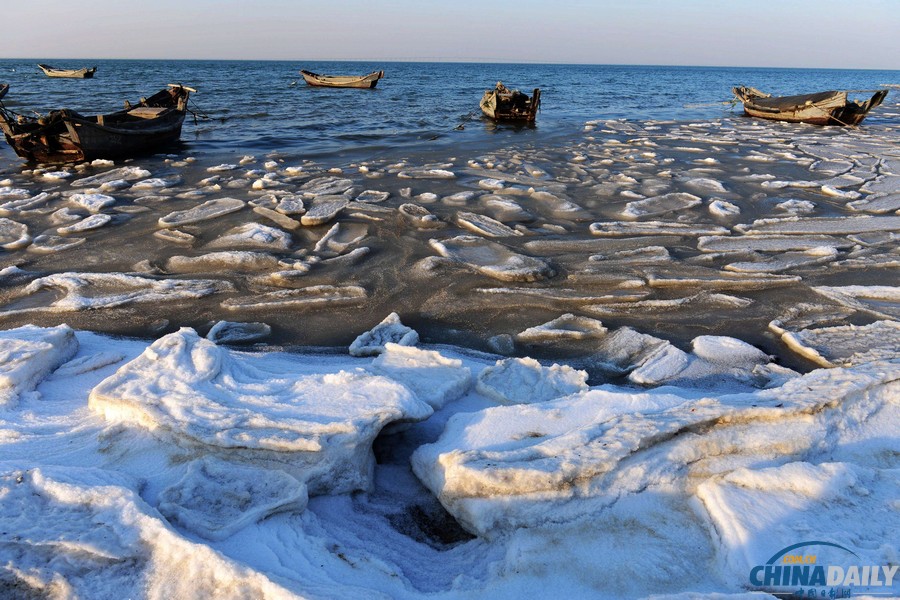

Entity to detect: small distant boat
[0,83,8,100]
[480,82,541,123]
[732,86,888,126]
[38,63,98,78]
[299,69,384,89]
[0,84,193,164]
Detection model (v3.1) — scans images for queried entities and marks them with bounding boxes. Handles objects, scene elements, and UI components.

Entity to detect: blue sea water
[1,59,897,165]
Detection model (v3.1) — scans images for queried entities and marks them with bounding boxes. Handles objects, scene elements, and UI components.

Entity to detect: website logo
[748,541,898,598]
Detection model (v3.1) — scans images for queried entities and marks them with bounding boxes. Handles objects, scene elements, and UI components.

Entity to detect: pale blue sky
[3,0,898,69]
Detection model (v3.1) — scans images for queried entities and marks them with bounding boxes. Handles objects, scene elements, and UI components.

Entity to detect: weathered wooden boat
[0,84,193,163]
[0,84,8,100]
[732,86,888,126]
[480,82,541,123]
[38,64,97,79]
[299,69,384,89]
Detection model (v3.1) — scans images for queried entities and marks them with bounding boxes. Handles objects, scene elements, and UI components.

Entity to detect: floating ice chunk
[0,191,55,215]
[627,343,691,385]
[478,178,505,190]
[647,269,799,290]
[742,216,900,235]
[691,335,770,367]
[481,195,534,222]
[206,163,238,172]
[300,196,348,226]
[27,234,86,254]
[590,221,729,237]
[153,228,196,245]
[314,222,368,254]
[621,192,702,219]
[0,187,30,200]
[771,320,900,367]
[861,175,900,195]
[399,203,442,229]
[530,191,590,220]
[131,176,182,189]
[476,357,588,405]
[775,199,815,214]
[69,192,116,213]
[221,285,367,311]
[158,457,307,541]
[442,191,477,206]
[724,247,838,273]
[585,327,671,375]
[89,329,432,491]
[0,466,298,599]
[252,206,300,230]
[429,235,554,282]
[356,189,390,203]
[51,207,83,225]
[5,273,232,314]
[398,168,456,179]
[166,251,282,273]
[206,320,271,344]
[456,211,522,237]
[847,193,900,214]
[41,170,72,181]
[0,217,30,249]
[275,195,305,215]
[821,185,861,200]
[71,166,150,187]
[349,312,419,357]
[158,197,244,228]
[683,178,727,195]
[697,234,852,253]
[516,313,607,343]
[0,325,78,407]
[812,285,900,320]
[56,214,112,235]
[206,222,292,251]
[370,343,471,409]
[300,176,354,197]
[708,199,740,217]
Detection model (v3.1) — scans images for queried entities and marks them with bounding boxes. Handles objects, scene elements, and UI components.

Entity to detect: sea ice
[89,328,433,492]
[456,211,522,237]
[56,214,112,235]
[206,320,272,344]
[68,193,116,213]
[314,222,368,255]
[399,203,443,229]
[221,285,368,310]
[621,192,702,219]
[158,197,245,228]
[27,234,86,254]
[812,285,900,320]
[476,357,588,405]
[165,251,282,273]
[0,324,77,407]
[349,312,419,357]
[515,313,607,343]
[206,222,292,251]
[771,320,900,367]
[370,343,472,410]
[590,221,729,237]
[723,247,838,273]
[429,235,554,282]
[697,234,852,253]
[158,457,308,540]
[71,166,150,187]
[300,196,348,226]
[0,217,30,250]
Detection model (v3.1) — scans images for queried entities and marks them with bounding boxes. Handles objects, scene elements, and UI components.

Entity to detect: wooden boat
[732,86,888,126]
[0,83,8,100]
[38,63,97,78]
[0,84,193,163]
[480,82,541,123]
[299,69,384,89]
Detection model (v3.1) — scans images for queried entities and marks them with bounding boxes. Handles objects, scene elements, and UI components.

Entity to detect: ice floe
[158,197,245,228]
[771,320,900,367]
[0,324,77,407]
[429,235,554,282]
[476,357,588,405]
[349,312,419,357]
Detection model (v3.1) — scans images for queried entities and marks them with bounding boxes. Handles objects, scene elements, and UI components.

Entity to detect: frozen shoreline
[0,321,897,599]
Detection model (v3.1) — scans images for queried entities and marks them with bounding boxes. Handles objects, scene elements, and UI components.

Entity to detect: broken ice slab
[57,214,112,235]
[456,211,523,238]
[370,343,472,410]
[221,285,368,311]
[165,251,283,274]
[89,329,433,493]
[0,273,232,316]
[646,268,800,290]
[0,324,78,408]
[697,234,854,253]
[429,235,555,282]
[770,320,900,368]
[723,247,838,274]
[300,195,349,226]
[205,223,292,251]
[398,203,443,229]
[298,176,354,197]
[590,221,729,237]
[71,166,151,187]
[739,216,900,236]
[523,236,683,255]
[811,285,900,320]
[475,286,649,306]
[158,197,245,228]
[0,218,31,250]
[158,457,308,541]
[515,313,607,343]
[476,357,588,405]
[206,320,271,344]
[349,312,418,357]
[621,192,702,219]
[314,222,368,255]
[847,193,900,214]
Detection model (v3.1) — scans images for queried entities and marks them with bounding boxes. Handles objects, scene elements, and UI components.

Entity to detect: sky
[2,0,899,70]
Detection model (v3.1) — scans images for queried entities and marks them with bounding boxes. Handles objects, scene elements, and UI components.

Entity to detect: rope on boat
[186,97,212,125]
[453,109,482,131]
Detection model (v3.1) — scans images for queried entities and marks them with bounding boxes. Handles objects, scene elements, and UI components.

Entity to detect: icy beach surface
[0,321,897,599]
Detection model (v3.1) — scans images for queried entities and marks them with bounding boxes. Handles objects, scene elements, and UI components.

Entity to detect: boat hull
[38,64,97,79]
[0,86,190,164]
[300,70,384,89]
[733,86,888,126]
[480,84,541,123]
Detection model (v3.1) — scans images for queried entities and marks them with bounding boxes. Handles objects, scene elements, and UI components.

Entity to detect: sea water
[0,60,898,369]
